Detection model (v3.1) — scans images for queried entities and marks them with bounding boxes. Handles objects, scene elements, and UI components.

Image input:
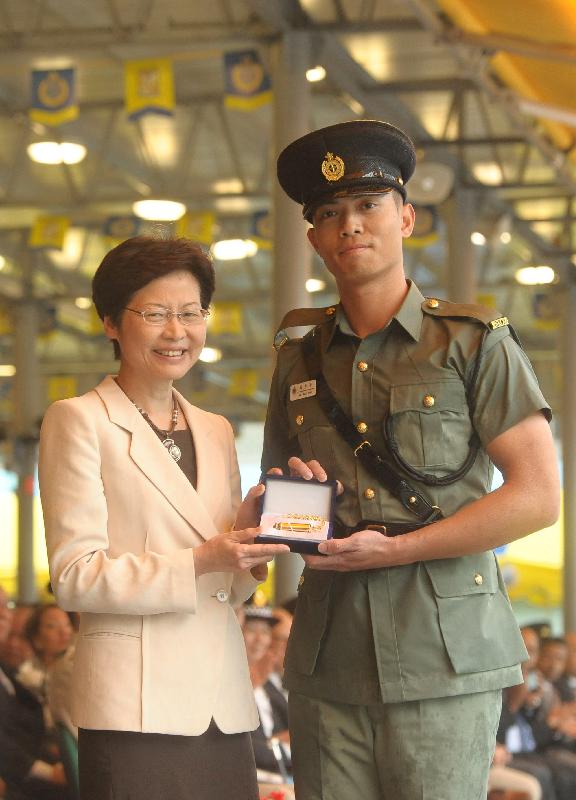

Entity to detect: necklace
[134,394,182,463]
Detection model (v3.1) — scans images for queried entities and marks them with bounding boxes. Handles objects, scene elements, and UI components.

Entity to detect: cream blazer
[39,375,259,736]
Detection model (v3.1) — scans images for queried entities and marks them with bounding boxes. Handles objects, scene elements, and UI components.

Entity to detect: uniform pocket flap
[390,380,467,414]
[425,554,497,597]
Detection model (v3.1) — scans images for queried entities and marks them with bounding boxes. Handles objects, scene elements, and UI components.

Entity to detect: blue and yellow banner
[125,58,175,121]
[228,369,259,398]
[210,302,243,335]
[103,216,142,247]
[30,68,78,127]
[250,210,272,250]
[29,215,70,250]
[224,50,272,111]
[176,212,216,246]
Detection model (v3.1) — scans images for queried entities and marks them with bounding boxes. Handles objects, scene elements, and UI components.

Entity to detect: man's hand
[303,529,401,571]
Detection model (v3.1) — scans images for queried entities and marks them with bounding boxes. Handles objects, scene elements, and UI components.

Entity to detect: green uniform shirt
[262,281,551,705]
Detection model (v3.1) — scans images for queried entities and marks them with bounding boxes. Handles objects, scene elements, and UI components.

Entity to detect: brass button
[357,361,368,372]
[427,298,439,309]
[423,395,435,408]
[296,415,304,426]
[474,573,483,586]
[325,306,336,316]
[408,496,417,505]
[364,488,375,500]
[356,421,368,434]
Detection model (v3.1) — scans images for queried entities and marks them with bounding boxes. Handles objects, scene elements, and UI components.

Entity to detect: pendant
[163,438,182,462]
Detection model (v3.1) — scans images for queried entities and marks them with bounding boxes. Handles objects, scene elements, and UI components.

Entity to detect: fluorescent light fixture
[515,266,555,285]
[132,199,186,221]
[500,232,512,244]
[0,255,5,271]
[472,162,503,186]
[27,141,87,165]
[340,91,365,116]
[306,65,326,82]
[306,278,326,293]
[199,347,222,363]
[211,239,258,260]
[471,232,486,246]
[0,365,16,377]
[212,178,244,194]
[75,297,92,309]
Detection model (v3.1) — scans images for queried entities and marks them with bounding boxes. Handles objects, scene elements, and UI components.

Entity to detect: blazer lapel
[95,376,218,540]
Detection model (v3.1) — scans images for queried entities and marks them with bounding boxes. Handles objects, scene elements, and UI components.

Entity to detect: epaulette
[421,297,509,331]
[273,305,337,350]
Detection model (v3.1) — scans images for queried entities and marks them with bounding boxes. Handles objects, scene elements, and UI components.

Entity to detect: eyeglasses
[124,307,210,326]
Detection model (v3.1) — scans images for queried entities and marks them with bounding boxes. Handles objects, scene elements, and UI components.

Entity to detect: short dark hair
[24,603,74,656]
[92,236,215,359]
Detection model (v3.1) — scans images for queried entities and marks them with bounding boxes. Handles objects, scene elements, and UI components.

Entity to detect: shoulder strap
[300,330,443,523]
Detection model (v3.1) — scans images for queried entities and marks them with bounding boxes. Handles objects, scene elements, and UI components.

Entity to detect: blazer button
[215,589,229,602]
[474,573,483,586]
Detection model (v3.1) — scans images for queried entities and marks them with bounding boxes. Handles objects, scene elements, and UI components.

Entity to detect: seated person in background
[555,633,576,704]
[538,639,568,693]
[0,588,68,800]
[0,605,35,680]
[488,742,542,800]
[267,607,293,698]
[242,605,291,780]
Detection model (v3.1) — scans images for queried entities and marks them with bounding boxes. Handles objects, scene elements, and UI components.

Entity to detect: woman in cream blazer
[39,236,288,800]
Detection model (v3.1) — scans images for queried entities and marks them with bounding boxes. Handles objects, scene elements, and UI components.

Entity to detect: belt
[332,519,433,539]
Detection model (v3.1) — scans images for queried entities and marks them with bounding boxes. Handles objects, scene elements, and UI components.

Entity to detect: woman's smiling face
[104,270,207,387]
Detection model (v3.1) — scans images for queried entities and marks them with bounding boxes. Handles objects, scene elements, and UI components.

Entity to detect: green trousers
[289,689,502,800]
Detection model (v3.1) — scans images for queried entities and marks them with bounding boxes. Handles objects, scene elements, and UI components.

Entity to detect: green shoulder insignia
[273,305,337,350]
[421,297,509,331]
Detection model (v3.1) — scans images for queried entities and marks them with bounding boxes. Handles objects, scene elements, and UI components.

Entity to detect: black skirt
[78,721,259,800]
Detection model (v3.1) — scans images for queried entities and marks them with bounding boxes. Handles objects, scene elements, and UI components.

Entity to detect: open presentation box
[256,474,337,554]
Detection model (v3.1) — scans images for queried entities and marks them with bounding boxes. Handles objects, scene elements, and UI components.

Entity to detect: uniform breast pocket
[387,380,472,470]
[287,398,338,470]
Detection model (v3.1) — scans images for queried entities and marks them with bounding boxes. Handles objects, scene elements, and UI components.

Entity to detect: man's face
[0,588,12,646]
[538,642,567,682]
[0,606,34,669]
[307,191,414,289]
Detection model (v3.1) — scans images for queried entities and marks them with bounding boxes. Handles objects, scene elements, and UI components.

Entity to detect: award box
[256,474,337,554]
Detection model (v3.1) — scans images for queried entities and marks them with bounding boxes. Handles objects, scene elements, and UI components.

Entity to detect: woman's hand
[234,482,266,531]
[193,527,289,577]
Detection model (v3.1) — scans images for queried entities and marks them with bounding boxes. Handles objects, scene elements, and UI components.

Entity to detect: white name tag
[290,380,317,401]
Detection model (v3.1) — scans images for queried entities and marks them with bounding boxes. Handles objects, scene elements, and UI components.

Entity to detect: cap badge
[321,152,345,182]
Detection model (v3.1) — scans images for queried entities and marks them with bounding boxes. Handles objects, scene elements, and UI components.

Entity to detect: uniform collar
[329,279,424,345]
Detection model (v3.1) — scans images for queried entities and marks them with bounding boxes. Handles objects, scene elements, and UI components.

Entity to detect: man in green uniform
[261,120,560,800]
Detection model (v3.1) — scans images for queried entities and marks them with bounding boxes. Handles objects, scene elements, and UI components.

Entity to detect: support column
[13,293,41,603]
[445,187,478,303]
[271,32,311,604]
[562,284,576,630]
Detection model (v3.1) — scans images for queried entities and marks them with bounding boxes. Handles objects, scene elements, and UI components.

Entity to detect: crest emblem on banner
[30,69,78,126]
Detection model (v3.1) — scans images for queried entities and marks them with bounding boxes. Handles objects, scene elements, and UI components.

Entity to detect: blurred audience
[0,587,68,800]
[0,605,35,678]
[555,633,576,704]
[242,604,291,783]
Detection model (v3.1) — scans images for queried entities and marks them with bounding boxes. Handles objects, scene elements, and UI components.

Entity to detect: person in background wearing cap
[261,119,560,800]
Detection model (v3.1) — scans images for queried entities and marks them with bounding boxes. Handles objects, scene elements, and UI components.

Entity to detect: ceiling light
[306,278,326,293]
[199,347,222,363]
[471,232,486,246]
[515,266,555,285]
[340,91,364,116]
[211,239,258,260]
[472,162,503,186]
[0,255,5,271]
[132,199,186,221]
[75,297,92,309]
[27,141,87,165]
[0,365,16,377]
[571,255,576,267]
[306,65,326,82]
[500,232,512,244]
